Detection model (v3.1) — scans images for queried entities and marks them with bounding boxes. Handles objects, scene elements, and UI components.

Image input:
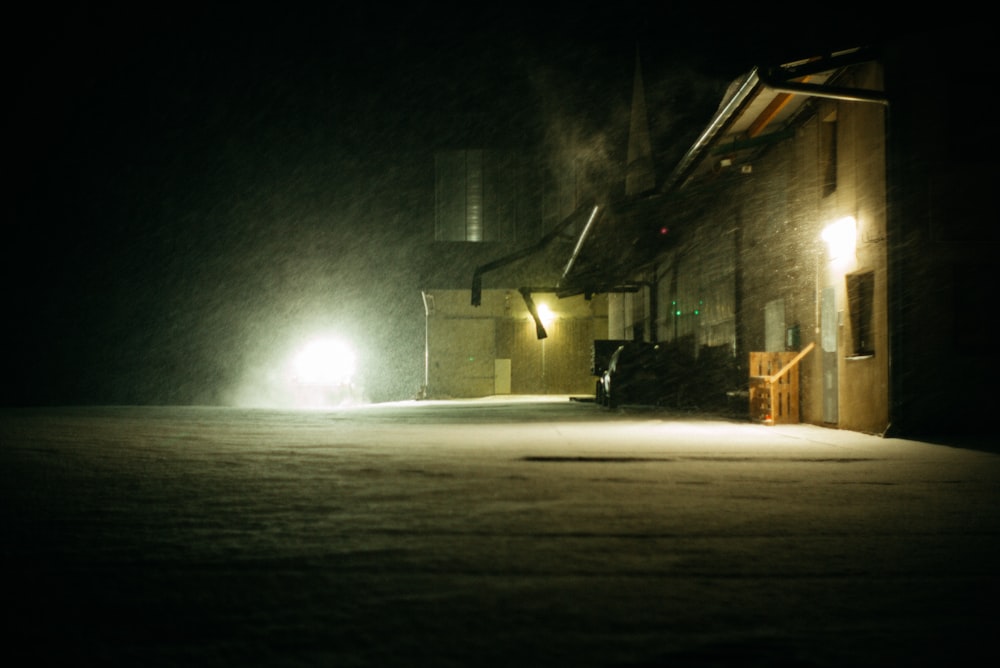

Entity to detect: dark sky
[5,5,905,406]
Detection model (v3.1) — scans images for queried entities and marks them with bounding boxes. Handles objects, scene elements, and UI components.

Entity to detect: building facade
[604,34,995,440]
[648,57,890,433]
[422,32,996,443]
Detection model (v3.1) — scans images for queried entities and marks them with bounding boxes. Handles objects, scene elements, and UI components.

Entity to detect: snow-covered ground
[2,398,997,667]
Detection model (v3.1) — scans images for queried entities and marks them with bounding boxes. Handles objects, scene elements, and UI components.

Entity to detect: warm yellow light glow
[536,303,555,328]
[821,216,857,259]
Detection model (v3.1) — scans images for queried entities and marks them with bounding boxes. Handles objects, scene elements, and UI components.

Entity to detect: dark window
[846,271,875,356]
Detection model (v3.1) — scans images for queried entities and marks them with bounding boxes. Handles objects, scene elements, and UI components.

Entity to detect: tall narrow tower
[626,49,655,196]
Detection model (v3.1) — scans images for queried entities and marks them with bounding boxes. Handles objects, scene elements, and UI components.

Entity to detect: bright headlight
[292,337,356,387]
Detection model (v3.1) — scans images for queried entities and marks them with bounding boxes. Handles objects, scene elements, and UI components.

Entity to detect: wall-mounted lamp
[821,216,857,259]
[536,303,556,329]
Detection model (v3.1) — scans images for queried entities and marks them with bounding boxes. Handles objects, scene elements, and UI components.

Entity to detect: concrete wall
[422,289,608,398]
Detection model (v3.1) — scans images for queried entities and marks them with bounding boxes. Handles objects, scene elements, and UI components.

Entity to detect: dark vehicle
[598,342,667,408]
[591,339,631,377]
[596,339,740,411]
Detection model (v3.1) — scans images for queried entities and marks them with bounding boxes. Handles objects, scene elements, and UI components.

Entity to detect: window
[821,111,838,198]
[846,271,875,357]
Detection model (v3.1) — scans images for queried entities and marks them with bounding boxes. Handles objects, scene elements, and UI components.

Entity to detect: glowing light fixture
[821,216,857,259]
[536,303,555,328]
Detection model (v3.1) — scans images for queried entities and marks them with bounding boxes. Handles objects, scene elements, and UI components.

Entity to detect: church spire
[626,48,655,196]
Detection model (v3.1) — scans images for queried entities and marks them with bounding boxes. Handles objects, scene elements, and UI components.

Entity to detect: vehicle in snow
[597,342,667,408]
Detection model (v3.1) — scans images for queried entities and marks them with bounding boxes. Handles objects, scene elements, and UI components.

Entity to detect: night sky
[5,5,906,406]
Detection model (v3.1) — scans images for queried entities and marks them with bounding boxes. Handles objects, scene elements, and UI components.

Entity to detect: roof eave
[663,46,887,193]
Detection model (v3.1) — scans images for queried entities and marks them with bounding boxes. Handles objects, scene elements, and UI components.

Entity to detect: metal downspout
[757,68,889,105]
[471,201,594,307]
[662,68,761,192]
[560,205,600,282]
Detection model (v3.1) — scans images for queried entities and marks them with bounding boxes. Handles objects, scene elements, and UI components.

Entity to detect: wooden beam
[765,342,816,384]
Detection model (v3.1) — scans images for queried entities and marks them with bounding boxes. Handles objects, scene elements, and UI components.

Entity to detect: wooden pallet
[748,343,815,425]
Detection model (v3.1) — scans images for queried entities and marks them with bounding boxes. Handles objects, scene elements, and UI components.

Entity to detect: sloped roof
[554,45,887,298]
[663,46,886,191]
[470,45,888,308]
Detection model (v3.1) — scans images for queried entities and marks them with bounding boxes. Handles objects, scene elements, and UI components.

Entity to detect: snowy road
[2,397,998,667]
